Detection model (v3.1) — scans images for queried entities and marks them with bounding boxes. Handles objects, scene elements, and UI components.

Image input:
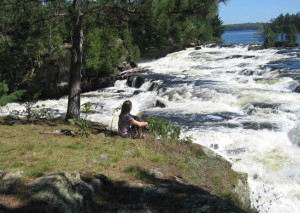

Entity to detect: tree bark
[65,0,84,121]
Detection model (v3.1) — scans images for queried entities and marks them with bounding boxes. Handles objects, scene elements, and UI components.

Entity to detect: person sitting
[118,100,148,138]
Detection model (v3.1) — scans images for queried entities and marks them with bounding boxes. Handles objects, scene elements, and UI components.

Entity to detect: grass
[0,117,251,211]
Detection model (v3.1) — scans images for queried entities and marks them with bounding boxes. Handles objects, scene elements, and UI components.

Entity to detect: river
[1,33,300,212]
[222,30,300,45]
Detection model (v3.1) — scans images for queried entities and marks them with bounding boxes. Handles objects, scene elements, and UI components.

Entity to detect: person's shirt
[118,113,134,135]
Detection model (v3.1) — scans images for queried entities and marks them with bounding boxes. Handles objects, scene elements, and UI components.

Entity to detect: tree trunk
[65,0,84,121]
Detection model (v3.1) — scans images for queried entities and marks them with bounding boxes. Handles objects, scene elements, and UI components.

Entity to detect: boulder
[155,100,166,108]
[0,170,24,191]
[28,172,101,213]
[127,76,145,88]
[294,85,300,93]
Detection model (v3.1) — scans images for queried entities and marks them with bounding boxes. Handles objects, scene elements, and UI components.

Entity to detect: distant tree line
[260,12,300,47]
[0,0,227,119]
[223,23,265,31]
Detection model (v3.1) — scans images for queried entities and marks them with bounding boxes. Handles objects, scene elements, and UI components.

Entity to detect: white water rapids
[1,45,300,212]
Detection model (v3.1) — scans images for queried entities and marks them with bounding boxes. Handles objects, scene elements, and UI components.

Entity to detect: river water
[1,37,300,212]
[222,30,300,45]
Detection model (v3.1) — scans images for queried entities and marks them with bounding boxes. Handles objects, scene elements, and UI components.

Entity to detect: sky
[219,0,300,25]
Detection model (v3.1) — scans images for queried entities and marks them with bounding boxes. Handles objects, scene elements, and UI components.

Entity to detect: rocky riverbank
[0,169,250,213]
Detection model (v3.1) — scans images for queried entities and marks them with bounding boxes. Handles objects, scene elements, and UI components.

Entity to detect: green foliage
[0,81,25,107]
[223,23,265,31]
[130,0,222,57]
[23,92,41,121]
[148,116,181,142]
[261,12,300,47]
[212,15,225,39]
[0,0,223,97]
[84,28,122,77]
[147,116,192,144]
[68,102,93,137]
[262,26,277,48]
[286,24,298,46]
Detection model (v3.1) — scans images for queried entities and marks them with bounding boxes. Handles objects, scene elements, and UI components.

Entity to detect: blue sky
[219,0,300,25]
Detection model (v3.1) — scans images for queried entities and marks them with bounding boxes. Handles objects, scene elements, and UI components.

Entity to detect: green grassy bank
[0,117,253,212]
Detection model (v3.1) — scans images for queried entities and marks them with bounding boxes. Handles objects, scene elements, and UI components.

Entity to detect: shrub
[0,81,25,107]
[68,102,94,137]
[147,116,193,144]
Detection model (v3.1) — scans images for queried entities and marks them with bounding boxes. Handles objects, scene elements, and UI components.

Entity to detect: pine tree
[286,24,298,46]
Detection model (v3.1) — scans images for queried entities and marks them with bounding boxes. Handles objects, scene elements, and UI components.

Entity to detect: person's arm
[131,119,148,127]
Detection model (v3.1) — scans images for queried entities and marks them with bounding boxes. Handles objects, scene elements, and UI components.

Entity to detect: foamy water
[1,45,300,212]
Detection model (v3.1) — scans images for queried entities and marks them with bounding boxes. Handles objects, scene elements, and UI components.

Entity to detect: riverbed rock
[155,100,166,108]
[127,76,145,88]
[294,85,300,93]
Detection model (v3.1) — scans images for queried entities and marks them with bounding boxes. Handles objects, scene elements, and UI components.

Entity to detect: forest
[223,23,265,31]
[261,12,300,47]
[0,0,225,119]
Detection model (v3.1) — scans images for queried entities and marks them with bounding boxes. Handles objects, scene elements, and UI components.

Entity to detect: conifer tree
[286,24,298,46]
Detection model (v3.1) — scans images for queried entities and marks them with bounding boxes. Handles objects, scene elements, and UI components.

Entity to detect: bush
[68,102,94,137]
[0,81,25,107]
[147,116,192,144]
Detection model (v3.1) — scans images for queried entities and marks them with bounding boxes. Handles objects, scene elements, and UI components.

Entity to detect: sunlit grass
[0,117,245,208]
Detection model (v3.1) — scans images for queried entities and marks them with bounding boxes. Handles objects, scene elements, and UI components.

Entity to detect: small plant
[148,116,194,144]
[68,102,94,137]
[147,117,179,141]
[35,107,54,120]
[22,92,40,121]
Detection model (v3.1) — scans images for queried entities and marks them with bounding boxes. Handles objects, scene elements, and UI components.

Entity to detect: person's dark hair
[119,100,132,119]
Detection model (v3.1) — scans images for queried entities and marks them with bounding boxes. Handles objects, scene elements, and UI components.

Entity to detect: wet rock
[243,55,256,59]
[253,174,259,180]
[133,90,143,95]
[208,44,218,48]
[127,76,145,88]
[225,148,247,155]
[155,100,166,108]
[226,55,243,59]
[251,102,280,109]
[148,82,159,92]
[288,121,300,147]
[239,69,254,76]
[242,121,279,131]
[210,144,219,149]
[195,46,202,50]
[294,85,300,93]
